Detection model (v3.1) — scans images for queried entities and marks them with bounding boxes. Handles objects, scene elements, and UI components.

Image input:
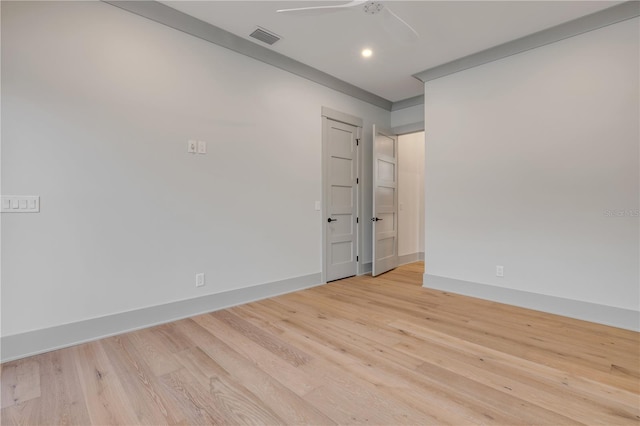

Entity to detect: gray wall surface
[1,1,390,337]
[423,17,639,312]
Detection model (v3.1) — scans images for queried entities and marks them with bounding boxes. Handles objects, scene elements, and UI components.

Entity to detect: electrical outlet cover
[195,273,205,287]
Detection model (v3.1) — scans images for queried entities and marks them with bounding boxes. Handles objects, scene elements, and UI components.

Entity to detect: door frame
[321,107,363,283]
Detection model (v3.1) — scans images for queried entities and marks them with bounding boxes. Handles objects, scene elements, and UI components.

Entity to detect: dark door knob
[327,218,337,223]
[371,217,382,222]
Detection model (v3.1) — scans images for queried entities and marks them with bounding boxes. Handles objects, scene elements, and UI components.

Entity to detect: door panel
[377,237,395,258]
[331,213,353,235]
[377,137,395,158]
[331,241,353,264]
[331,186,353,209]
[378,213,395,232]
[372,125,398,277]
[376,186,395,206]
[331,158,353,179]
[324,118,359,282]
[377,160,395,181]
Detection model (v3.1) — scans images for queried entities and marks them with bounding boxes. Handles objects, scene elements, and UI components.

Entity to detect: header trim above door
[321,107,363,128]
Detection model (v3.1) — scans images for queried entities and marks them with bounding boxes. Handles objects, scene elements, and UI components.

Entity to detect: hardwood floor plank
[270,315,503,424]
[207,373,284,425]
[261,297,541,424]
[100,335,184,425]
[301,371,437,425]
[73,341,140,425]
[314,278,639,391]
[211,310,312,367]
[392,332,640,415]
[1,262,638,425]
[189,314,323,396]
[127,328,183,377]
[0,359,40,409]
[415,360,581,425]
[173,340,335,425]
[35,349,91,425]
[1,397,43,425]
[158,368,228,425]
[164,363,285,425]
[151,323,194,354]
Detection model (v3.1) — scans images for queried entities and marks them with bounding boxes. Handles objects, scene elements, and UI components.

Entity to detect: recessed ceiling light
[361,48,373,58]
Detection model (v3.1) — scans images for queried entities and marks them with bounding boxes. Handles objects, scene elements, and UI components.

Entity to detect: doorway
[321,109,424,282]
[397,131,425,266]
[372,129,426,276]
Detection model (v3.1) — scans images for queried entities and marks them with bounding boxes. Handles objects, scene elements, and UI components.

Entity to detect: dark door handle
[327,218,337,223]
[371,217,383,222]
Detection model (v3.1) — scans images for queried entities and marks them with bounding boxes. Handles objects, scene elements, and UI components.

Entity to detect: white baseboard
[1,273,322,363]
[423,274,639,331]
[398,252,424,266]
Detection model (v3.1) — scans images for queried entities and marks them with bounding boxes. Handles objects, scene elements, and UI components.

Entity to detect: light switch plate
[188,139,197,153]
[1,196,40,213]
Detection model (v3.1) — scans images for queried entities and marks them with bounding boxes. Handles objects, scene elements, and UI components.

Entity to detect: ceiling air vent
[249,27,281,45]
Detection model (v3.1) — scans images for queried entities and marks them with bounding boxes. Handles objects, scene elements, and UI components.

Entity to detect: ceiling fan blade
[381,6,419,43]
[277,1,367,16]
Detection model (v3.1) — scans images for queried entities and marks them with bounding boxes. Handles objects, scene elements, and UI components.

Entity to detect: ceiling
[162,1,621,102]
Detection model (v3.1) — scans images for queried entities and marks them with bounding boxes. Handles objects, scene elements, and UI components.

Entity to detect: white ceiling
[163,1,621,102]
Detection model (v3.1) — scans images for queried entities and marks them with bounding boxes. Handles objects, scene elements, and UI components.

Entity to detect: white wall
[398,132,425,257]
[0,1,390,337]
[424,18,639,311]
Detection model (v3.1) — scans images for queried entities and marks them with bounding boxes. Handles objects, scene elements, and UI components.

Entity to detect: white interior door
[372,125,398,277]
[324,117,359,282]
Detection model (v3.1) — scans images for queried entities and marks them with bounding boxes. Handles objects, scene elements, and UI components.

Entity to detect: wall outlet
[496,265,504,277]
[188,139,197,153]
[197,140,207,154]
[195,273,205,287]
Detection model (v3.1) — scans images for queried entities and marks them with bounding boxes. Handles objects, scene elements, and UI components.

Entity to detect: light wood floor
[2,262,639,425]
